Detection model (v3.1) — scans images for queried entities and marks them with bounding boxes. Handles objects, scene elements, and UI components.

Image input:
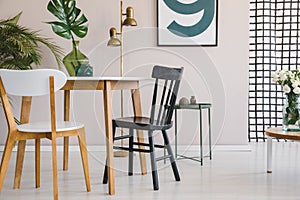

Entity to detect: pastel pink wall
[0,0,249,146]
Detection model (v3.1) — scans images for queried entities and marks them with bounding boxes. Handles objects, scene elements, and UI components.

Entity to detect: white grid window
[249,0,300,141]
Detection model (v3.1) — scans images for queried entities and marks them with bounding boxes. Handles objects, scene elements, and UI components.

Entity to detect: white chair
[0,69,91,200]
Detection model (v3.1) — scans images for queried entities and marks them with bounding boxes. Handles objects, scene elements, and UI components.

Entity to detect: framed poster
[157,0,218,46]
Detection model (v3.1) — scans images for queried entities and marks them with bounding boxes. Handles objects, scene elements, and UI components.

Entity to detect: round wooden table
[265,127,300,173]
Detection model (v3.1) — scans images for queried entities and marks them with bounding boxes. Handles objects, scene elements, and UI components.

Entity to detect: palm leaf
[0,13,64,69]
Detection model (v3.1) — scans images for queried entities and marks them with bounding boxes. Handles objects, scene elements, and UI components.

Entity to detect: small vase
[190,96,196,104]
[283,93,300,131]
[63,40,93,76]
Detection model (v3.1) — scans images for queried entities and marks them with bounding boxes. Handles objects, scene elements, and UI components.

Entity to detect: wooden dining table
[13,76,148,195]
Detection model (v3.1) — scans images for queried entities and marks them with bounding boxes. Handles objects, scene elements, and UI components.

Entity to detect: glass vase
[63,40,93,77]
[283,93,300,131]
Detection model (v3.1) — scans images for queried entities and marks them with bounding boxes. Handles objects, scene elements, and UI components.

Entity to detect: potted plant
[0,12,63,69]
[47,0,92,76]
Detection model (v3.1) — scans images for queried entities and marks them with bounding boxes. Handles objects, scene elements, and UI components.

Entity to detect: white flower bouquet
[272,69,300,94]
[272,69,300,130]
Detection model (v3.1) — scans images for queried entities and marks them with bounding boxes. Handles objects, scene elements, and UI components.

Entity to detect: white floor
[0,142,300,200]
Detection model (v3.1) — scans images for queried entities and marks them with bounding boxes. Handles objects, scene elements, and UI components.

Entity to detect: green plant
[46,0,88,47]
[47,0,90,76]
[0,12,63,69]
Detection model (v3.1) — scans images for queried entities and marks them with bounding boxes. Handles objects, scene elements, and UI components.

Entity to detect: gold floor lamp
[107,1,137,157]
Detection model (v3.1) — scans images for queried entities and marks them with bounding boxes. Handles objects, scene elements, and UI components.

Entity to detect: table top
[62,76,150,91]
[175,103,212,110]
[67,76,149,81]
[265,127,300,140]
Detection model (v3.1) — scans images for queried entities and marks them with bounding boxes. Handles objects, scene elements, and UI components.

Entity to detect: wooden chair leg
[35,139,41,188]
[13,140,26,189]
[51,137,58,200]
[148,131,159,190]
[0,135,15,191]
[128,128,134,176]
[162,130,180,181]
[77,128,91,192]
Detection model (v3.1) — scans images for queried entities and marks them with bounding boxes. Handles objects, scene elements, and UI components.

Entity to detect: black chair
[103,65,184,190]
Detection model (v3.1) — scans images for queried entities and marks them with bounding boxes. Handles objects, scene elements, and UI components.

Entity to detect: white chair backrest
[0,69,67,96]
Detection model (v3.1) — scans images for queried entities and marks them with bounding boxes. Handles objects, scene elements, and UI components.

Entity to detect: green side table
[174,103,212,165]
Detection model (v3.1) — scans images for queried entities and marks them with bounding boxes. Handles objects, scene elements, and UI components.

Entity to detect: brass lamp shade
[107,27,121,46]
[122,7,137,26]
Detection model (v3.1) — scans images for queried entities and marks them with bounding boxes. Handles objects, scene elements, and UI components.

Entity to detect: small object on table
[190,96,196,104]
[75,63,93,76]
[179,97,189,105]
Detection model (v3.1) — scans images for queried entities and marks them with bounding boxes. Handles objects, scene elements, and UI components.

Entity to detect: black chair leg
[148,131,159,190]
[128,128,134,176]
[162,130,180,181]
[103,121,117,184]
[103,163,108,184]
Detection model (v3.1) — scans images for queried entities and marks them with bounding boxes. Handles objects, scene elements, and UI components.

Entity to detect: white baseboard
[0,144,251,152]
[211,144,252,152]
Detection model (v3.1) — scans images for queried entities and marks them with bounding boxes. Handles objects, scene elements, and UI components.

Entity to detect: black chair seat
[114,117,173,131]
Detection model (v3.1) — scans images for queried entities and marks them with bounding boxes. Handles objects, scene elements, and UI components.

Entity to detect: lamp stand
[114,0,128,157]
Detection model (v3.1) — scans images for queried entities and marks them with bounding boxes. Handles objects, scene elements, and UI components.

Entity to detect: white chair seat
[17,121,84,132]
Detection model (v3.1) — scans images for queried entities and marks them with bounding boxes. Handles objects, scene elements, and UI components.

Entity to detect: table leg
[267,137,272,173]
[208,108,212,160]
[103,81,115,195]
[13,141,26,189]
[35,139,40,188]
[13,96,32,189]
[63,90,70,171]
[199,107,203,166]
[131,87,147,175]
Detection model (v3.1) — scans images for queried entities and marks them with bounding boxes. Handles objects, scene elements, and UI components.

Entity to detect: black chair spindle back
[150,65,183,126]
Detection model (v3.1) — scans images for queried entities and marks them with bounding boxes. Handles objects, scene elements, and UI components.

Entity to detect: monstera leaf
[47,0,88,40]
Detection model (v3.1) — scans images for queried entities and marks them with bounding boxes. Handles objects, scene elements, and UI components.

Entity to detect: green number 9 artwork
[158,0,218,46]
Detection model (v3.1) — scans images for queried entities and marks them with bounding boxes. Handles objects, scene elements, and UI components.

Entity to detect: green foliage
[47,0,88,43]
[0,12,64,70]
[284,93,300,127]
